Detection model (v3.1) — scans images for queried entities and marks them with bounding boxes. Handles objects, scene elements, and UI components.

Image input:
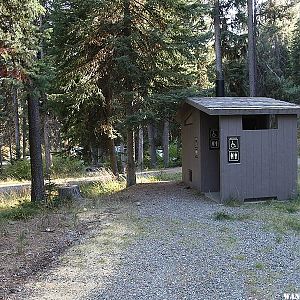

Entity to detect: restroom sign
[209,129,219,150]
[228,137,239,150]
[210,139,219,149]
[228,136,240,163]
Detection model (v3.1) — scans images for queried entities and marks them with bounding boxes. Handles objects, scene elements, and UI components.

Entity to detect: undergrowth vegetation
[80,180,126,199]
[0,155,85,181]
[213,211,250,221]
[216,196,300,234]
[138,172,182,183]
[0,200,41,221]
[0,191,70,221]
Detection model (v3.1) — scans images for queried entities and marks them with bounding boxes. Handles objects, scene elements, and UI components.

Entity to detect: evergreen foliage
[0,0,300,191]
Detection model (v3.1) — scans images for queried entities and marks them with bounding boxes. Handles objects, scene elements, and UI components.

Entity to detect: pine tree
[51,0,208,185]
[0,0,46,201]
[247,0,257,96]
[291,18,300,86]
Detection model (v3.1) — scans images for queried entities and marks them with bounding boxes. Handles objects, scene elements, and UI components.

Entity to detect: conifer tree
[291,18,300,86]
[51,0,207,185]
[0,0,46,201]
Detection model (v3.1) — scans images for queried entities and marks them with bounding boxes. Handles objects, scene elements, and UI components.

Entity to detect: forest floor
[0,169,181,299]
[0,172,299,300]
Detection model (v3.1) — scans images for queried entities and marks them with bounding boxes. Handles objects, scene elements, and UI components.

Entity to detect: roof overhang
[185,97,300,116]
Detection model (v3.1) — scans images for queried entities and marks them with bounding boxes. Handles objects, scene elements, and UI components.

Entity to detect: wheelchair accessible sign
[228,136,240,163]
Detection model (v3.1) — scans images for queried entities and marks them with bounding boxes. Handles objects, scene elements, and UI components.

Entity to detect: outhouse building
[177,97,300,202]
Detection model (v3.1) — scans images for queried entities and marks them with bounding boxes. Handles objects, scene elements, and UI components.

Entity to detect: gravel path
[17,182,299,300]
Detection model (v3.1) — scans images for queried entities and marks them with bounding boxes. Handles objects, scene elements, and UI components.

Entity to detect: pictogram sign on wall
[209,129,220,150]
[228,136,240,163]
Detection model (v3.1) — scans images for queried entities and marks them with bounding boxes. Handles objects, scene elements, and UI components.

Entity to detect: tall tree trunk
[108,136,118,176]
[27,93,45,202]
[12,87,21,160]
[120,143,126,174]
[123,0,136,187]
[44,113,52,177]
[147,124,157,168]
[214,0,224,97]
[91,145,98,166]
[137,125,143,171]
[8,131,13,164]
[126,128,136,187]
[0,145,2,171]
[162,120,170,168]
[0,126,3,170]
[248,0,257,97]
[39,19,52,177]
[22,106,27,158]
[101,74,119,176]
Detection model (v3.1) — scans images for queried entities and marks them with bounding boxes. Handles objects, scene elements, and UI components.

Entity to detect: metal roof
[186,97,300,115]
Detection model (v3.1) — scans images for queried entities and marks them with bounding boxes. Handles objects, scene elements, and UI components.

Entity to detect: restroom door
[200,113,220,192]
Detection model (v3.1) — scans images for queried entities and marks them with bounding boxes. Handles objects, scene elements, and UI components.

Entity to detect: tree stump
[58,185,82,200]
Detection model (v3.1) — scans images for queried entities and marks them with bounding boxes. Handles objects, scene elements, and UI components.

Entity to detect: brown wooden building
[177,97,300,202]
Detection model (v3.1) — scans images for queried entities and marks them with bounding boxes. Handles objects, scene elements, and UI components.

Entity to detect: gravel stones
[88,182,300,300]
[18,182,299,300]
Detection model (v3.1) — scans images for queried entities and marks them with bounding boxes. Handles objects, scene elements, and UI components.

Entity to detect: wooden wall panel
[181,108,201,189]
[200,112,220,192]
[220,114,298,201]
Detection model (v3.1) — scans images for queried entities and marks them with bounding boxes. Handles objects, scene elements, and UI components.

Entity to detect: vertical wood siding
[200,112,220,192]
[220,115,297,201]
[182,108,201,189]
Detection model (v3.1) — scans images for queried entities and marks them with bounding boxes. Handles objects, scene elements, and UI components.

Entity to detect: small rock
[43,228,55,233]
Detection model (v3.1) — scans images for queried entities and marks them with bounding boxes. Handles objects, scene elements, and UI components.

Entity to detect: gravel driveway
[17,181,299,300]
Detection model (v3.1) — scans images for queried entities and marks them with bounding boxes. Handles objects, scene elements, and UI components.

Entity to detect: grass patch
[214,211,235,221]
[138,172,182,183]
[224,198,243,207]
[284,218,300,232]
[0,191,29,210]
[254,262,264,270]
[0,188,77,221]
[0,191,39,221]
[80,180,126,199]
[265,215,300,234]
[246,197,300,213]
[0,200,41,221]
[234,254,246,261]
[213,211,250,222]
[272,198,300,214]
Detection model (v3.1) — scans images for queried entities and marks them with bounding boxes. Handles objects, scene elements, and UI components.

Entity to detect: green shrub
[169,142,182,167]
[50,155,85,178]
[1,160,31,180]
[143,152,157,170]
[143,143,182,169]
[0,156,85,181]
